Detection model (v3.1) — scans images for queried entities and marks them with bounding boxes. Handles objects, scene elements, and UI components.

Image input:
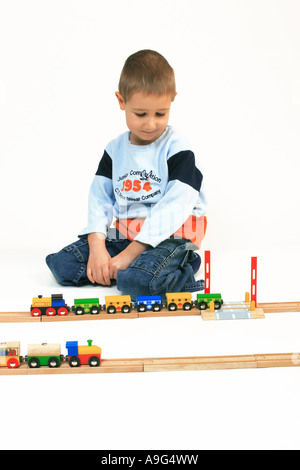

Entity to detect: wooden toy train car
[31,294,70,317]
[104,295,132,314]
[136,295,162,312]
[0,340,102,370]
[30,292,224,317]
[65,340,102,367]
[26,343,63,368]
[195,293,223,310]
[165,292,193,311]
[0,341,23,369]
[72,298,101,315]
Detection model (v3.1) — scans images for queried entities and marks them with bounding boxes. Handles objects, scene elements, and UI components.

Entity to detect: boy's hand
[108,252,134,280]
[109,241,148,279]
[87,233,112,285]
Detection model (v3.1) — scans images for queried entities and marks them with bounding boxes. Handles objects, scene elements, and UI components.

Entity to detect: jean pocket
[62,238,89,253]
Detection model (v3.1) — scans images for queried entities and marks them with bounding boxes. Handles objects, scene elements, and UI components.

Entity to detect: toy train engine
[0,341,23,369]
[26,343,63,368]
[66,340,102,367]
[165,292,193,311]
[196,293,223,310]
[104,295,132,314]
[31,294,70,317]
[72,298,101,315]
[136,295,162,312]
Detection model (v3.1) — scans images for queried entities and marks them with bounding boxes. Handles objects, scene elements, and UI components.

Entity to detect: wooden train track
[1,352,300,375]
[257,302,300,313]
[0,302,299,323]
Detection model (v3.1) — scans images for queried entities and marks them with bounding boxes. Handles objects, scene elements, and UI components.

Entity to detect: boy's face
[116,91,175,145]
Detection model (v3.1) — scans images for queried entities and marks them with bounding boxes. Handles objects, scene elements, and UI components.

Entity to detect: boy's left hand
[109,240,148,279]
[109,252,133,279]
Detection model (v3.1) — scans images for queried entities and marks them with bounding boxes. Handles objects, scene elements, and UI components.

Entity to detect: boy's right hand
[87,233,112,285]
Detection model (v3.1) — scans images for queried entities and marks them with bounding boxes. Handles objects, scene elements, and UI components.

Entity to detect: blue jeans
[45,233,203,301]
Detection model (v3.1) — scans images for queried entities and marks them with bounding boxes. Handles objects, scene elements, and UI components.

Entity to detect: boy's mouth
[141,130,156,135]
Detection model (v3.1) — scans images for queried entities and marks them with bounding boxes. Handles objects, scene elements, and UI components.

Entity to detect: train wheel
[107,305,116,314]
[57,307,68,316]
[48,357,60,368]
[88,356,100,367]
[31,308,41,317]
[214,301,222,310]
[168,303,177,311]
[90,306,100,314]
[69,356,81,367]
[198,301,207,310]
[152,303,162,312]
[137,304,147,312]
[183,302,192,311]
[46,307,56,316]
[75,307,84,315]
[7,358,19,369]
[122,305,131,313]
[28,357,40,368]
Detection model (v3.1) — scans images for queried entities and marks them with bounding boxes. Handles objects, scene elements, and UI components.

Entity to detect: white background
[0,0,300,450]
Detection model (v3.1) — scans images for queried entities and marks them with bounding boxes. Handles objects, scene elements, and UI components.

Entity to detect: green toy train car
[195,293,223,310]
[72,298,101,315]
[25,343,63,368]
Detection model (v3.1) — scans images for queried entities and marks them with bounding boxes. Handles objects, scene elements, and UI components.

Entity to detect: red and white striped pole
[251,257,257,307]
[204,251,211,294]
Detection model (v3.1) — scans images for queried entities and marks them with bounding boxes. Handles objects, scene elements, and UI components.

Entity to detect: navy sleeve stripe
[167,151,203,192]
[95,150,112,179]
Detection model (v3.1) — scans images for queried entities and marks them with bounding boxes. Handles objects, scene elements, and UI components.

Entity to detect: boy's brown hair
[118,50,176,102]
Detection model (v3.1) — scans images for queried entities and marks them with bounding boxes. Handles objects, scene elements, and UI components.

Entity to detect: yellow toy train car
[165,292,193,311]
[104,295,132,314]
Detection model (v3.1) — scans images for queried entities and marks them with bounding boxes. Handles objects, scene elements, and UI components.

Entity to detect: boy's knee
[45,241,89,286]
[117,266,151,294]
[117,265,153,299]
[46,252,75,286]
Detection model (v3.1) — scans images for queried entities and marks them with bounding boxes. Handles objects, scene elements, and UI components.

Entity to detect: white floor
[0,245,300,450]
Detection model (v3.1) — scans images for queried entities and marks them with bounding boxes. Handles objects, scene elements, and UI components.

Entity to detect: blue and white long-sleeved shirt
[79,126,207,248]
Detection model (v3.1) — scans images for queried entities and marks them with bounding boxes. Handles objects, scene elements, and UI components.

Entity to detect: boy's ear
[115,92,125,110]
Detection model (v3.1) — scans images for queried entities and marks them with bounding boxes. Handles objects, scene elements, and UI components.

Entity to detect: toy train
[0,340,101,370]
[30,292,223,317]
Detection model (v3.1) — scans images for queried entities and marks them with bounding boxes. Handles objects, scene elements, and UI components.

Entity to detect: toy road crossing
[201,300,265,321]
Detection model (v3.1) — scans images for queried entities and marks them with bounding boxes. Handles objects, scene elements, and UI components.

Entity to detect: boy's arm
[79,151,114,238]
[87,232,112,285]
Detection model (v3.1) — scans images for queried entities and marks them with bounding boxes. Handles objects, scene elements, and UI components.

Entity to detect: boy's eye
[134,112,166,118]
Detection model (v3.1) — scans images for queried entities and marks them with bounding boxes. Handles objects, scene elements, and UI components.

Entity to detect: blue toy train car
[136,295,162,312]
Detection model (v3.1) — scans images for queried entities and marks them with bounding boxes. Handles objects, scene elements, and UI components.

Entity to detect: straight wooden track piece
[0,358,144,376]
[137,308,200,319]
[257,302,300,313]
[0,312,41,323]
[41,310,139,322]
[142,355,258,372]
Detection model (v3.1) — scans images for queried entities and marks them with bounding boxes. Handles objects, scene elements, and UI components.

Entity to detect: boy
[46,50,207,300]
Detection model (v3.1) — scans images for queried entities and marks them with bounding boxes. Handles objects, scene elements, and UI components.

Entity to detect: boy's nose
[144,118,156,130]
